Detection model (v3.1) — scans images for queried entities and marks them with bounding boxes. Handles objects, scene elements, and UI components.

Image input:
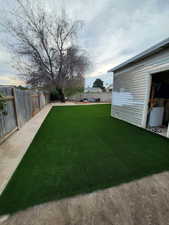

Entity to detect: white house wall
[111,48,169,128]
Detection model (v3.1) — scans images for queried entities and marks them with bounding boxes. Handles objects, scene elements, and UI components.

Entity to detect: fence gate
[0,87,49,143]
[0,87,17,139]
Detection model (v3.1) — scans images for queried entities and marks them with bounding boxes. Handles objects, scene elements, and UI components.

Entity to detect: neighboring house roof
[106,84,113,92]
[108,37,169,73]
[84,87,102,93]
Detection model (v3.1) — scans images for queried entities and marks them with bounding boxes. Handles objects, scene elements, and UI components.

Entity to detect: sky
[0,0,169,87]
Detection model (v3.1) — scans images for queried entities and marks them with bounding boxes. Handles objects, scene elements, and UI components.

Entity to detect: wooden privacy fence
[0,86,49,143]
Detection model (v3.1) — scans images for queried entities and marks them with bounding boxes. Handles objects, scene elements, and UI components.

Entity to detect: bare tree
[2,0,90,101]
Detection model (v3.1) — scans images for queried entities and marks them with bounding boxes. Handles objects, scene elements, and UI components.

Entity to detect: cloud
[0,0,169,87]
[0,75,25,86]
[82,0,169,76]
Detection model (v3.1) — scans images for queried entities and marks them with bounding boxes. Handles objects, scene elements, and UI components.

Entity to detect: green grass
[1,104,169,215]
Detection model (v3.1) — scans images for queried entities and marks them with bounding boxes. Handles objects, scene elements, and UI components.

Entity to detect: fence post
[12,88,20,129]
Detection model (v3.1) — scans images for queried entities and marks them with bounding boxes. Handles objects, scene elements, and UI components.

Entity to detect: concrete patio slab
[1,171,169,225]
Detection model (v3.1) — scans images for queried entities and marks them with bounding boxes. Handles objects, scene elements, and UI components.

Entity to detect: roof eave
[108,37,169,73]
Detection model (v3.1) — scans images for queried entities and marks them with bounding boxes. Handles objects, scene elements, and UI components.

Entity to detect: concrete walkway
[0,104,52,195]
[1,102,169,225]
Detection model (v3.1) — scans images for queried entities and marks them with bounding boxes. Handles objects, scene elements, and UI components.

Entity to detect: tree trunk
[58,88,65,102]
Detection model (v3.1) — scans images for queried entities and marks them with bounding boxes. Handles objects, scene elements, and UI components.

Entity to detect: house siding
[111,47,169,128]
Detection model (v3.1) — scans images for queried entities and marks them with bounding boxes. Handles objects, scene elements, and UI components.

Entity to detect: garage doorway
[147,70,169,137]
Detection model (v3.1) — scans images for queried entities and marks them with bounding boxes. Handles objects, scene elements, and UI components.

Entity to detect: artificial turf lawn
[1,104,169,215]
